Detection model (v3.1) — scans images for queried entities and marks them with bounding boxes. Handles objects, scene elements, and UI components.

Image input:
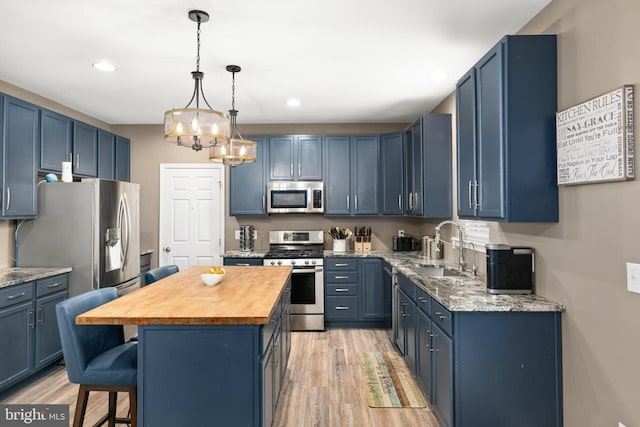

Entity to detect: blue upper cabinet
[97,131,130,181]
[422,114,452,218]
[40,109,72,173]
[230,136,268,216]
[1,96,38,219]
[97,129,115,179]
[456,35,558,222]
[269,135,322,181]
[324,135,379,216]
[72,121,98,177]
[405,115,452,219]
[114,136,130,182]
[352,136,379,215]
[380,132,404,215]
[323,136,351,215]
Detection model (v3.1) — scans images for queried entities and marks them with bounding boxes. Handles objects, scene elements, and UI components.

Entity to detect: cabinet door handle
[413,192,418,209]
[398,194,402,211]
[354,195,358,212]
[262,195,266,212]
[408,193,413,210]
[29,309,35,329]
[75,154,80,171]
[5,187,10,211]
[474,180,480,209]
[468,181,473,209]
[335,306,350,310]
[7,292,25,300]
[298,163,301,177]
[417,297,427,304]
[38,307,44,326]
[334,275,350,279]
[335,288,349,292]
[47,282,63,288]
[435,311,446,321]
[335,263,349,267]
[236,263,250,266]
[346,195,350,210]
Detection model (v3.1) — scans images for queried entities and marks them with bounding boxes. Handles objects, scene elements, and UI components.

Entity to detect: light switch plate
[234,230,240,240]
[626,263,640,294]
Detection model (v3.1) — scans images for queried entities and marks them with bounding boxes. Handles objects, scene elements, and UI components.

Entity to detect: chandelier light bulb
[176,122,183,133]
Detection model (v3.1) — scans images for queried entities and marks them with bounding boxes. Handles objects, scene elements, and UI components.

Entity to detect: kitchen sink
[412,264,465,277]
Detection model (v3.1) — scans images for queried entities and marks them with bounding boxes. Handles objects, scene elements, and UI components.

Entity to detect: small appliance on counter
[239,225,255,252]
[393,236,417,251]
[486,244,534,294]
[420,236,443,259]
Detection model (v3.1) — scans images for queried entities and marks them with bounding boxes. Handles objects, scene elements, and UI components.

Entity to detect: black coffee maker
[486,244,534,294]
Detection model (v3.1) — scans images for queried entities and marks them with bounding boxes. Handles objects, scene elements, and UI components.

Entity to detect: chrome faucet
[434,220,466,272]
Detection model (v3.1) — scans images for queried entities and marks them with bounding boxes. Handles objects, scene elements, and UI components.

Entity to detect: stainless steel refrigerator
[17,178,140,297]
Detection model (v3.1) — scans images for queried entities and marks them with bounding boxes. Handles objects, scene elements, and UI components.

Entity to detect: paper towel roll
[61,161,72,182]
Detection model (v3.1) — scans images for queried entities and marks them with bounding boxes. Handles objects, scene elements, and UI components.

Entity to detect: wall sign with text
[556,85,634,185]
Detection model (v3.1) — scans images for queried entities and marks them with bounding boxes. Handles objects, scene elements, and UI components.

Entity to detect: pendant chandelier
[209,65,257,166]
[163,10,230,151]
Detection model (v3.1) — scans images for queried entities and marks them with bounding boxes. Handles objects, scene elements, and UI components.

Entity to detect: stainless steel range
[264,230,324,331]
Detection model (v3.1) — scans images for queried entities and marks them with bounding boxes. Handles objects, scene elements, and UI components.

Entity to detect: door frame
[158,163,225,267]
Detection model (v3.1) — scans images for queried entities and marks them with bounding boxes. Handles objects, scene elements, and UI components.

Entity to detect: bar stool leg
[73,385,90,427]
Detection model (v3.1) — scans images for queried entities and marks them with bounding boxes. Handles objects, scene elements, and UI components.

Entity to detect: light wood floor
[2,328,440,427]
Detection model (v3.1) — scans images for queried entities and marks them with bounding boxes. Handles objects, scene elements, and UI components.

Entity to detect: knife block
[363,241,371,254]
[355,239,363,254]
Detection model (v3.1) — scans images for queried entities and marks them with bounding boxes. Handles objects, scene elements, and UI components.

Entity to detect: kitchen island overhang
[77,265,293,427]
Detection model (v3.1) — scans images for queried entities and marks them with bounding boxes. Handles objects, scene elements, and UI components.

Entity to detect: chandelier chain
[196,21,201,72]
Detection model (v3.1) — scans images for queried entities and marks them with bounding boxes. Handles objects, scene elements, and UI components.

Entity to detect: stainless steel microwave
[267,181,323,214]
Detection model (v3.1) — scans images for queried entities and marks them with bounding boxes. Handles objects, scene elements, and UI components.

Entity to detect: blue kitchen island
[77,265,292,427]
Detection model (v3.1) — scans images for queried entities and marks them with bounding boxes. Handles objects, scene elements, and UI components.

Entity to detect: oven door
[289,265,324,314]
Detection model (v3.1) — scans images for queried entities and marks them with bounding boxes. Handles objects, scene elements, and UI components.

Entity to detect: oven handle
[292,267,323,274]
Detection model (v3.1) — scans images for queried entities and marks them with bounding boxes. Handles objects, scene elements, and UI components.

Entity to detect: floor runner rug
[358,352,427,408]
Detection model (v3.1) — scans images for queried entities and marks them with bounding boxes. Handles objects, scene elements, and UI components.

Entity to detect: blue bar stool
[144,265,179,286]
[56,288,137,427]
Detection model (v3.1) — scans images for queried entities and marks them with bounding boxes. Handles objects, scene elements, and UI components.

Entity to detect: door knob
[163,247,171,253]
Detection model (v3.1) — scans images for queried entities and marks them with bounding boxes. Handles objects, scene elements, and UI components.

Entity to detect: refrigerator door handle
[117,193,132,272]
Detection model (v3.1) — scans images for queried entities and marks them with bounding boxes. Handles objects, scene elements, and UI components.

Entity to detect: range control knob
[270,261,276,266]
[277,261,282,266]
[305,260,310,265]
[311,260,317,265]
[291,260,296,265]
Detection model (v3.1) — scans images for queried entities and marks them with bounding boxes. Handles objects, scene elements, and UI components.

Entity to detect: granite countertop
[0,267,73,290]
[222,250,268,258]
[222,249,564,313]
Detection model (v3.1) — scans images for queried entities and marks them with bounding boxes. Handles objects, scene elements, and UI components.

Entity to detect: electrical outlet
[398,230,405,237]
[253,230,258,240]
[626,262,640,294]
[234,230,240,240]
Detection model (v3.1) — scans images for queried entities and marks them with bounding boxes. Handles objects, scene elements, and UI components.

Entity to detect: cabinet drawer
[224,258,263,266]
[326,284,357,296]
[0,283,34,309]
[325,296,358,319]
[397,274,416,301]
[415,287,431,316]
[325,258,358,271]
[325,271,358,283]
[36,275,68,297]
[431,299,453,336]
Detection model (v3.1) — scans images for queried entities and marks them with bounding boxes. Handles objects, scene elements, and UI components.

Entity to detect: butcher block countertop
[76,265,292,326]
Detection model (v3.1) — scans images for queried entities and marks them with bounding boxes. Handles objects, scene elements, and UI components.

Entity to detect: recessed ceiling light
[286,99,301,107]
[428,71,448,81]
[92,61,117,72]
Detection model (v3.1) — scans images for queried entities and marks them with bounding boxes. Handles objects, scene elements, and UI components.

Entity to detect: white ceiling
[0,0,550,125]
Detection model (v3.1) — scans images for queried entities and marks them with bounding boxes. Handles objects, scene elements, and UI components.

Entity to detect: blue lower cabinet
[139,282,290,427]
[397,272,562,427]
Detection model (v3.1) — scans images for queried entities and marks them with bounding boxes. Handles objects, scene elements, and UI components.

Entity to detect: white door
[159,163,225,270]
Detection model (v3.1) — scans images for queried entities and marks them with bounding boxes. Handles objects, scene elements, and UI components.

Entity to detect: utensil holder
[333,239,346,252]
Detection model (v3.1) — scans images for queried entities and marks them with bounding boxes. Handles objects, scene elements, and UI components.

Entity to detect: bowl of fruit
[201,266,225,286]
